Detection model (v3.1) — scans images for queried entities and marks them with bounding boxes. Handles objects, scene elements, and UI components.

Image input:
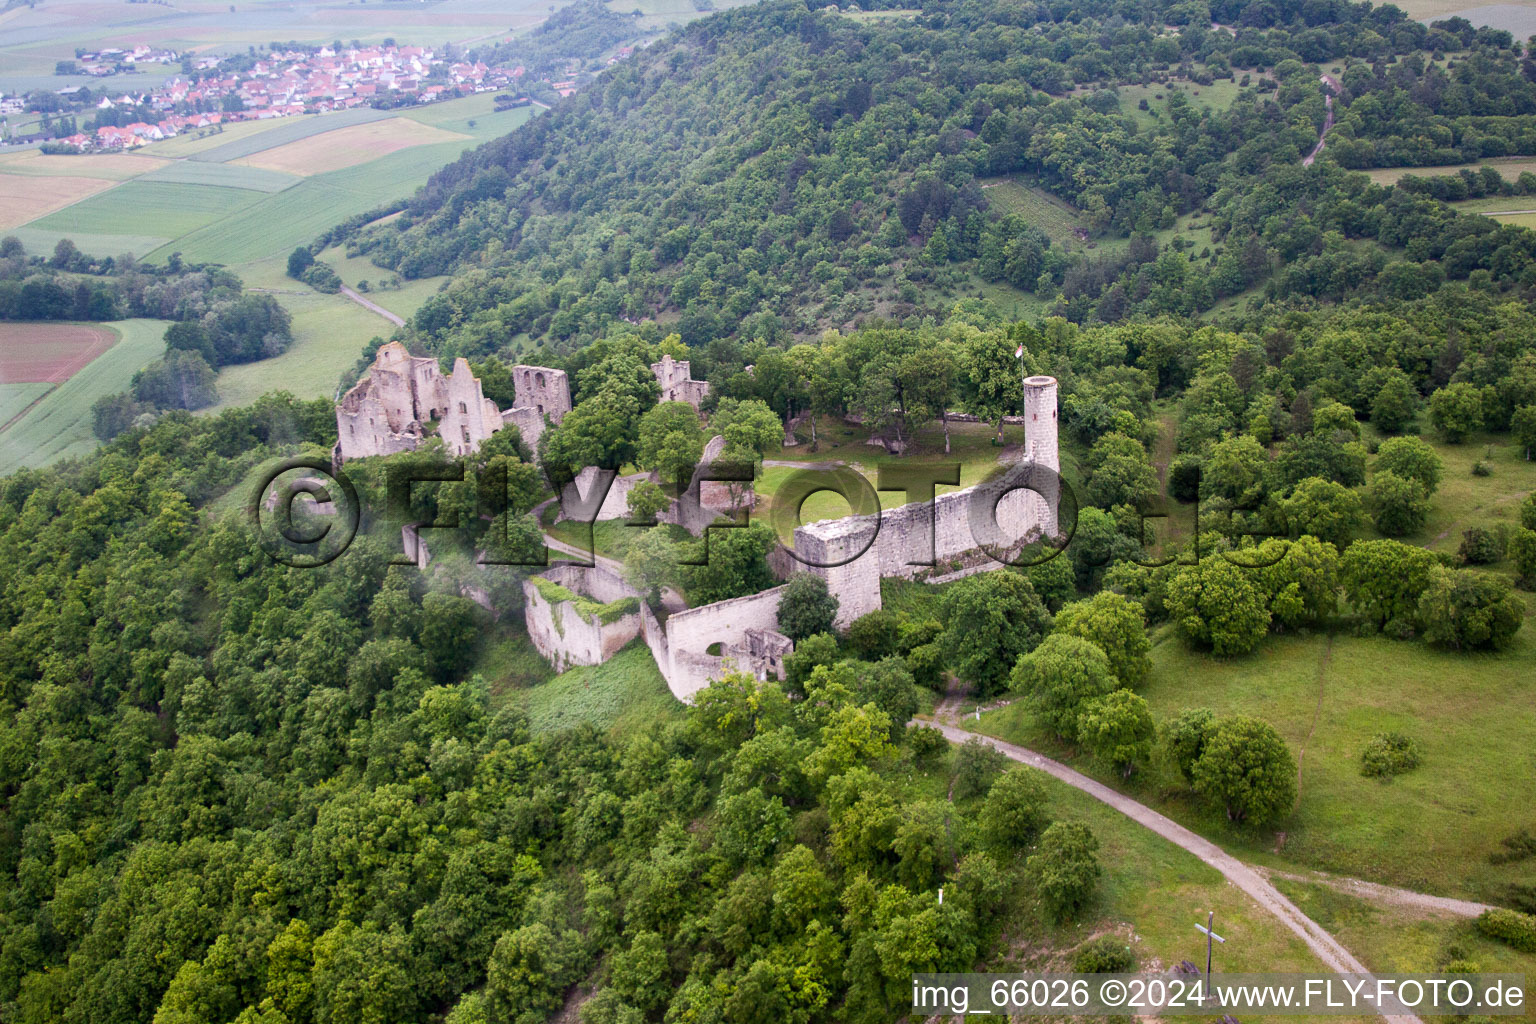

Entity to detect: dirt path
[1258,866,1495,919]
[1303,75,1340,168]
[923,714,1421,1024]
[1293,635,1333,803]
[340,285,405,327]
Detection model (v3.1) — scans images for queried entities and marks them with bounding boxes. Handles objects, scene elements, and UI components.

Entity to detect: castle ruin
[334,342,571,463]
[652,354,710,410]
[522,375,1061,702]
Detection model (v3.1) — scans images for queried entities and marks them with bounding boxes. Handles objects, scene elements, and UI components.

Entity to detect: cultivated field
[186,107,394,164]
[0,150,169,181]
[0,93,536,465]
[135,160,301,193]
[0,318,169,475]
[0,383,53,429]
[236,117,470,176]
[0,172,116,231]
[0,321,118,383]
[24,180,265,251]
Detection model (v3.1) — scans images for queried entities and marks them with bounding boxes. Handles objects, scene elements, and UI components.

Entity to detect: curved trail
[924,718,1422,1024]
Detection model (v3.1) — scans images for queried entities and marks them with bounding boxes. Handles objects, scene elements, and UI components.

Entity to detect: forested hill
[337,0,1536,362]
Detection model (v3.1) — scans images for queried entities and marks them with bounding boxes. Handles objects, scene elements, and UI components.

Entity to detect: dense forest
[335,0,1536,362]
[7,0,1536,1018]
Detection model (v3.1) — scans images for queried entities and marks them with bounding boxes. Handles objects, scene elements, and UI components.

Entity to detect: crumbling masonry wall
[522,565,641,673]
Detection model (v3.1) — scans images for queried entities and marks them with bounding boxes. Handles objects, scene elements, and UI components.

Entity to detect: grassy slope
[202,257,387,410]
[0,318,169,474]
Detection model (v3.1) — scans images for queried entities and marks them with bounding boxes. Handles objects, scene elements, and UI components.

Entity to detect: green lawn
[205,279,387,411]
[0,319,169,475]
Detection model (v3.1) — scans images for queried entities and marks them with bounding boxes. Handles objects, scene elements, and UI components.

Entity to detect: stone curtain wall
[793,376,1060,628]
[660,584,788,700]
[521,565,642,673]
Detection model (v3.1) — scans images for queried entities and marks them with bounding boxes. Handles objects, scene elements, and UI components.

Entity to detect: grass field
[495,640,683,736]
[318,244,448,319]
[1361,156,1536,186]
[0,318,169,475]
[204,268,386,411]
[1274,875,1536,982]
[24,180,265,244]
[977,620,1536,903]
[236,117,470,176]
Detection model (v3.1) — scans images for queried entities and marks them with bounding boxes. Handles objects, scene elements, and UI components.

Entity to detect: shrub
[1457,527,1503,565]
[1013,634,1118,740]
[776,573,839,642]
[1472,460,1491,477]
[1076,689,1155,778]
[1521,493,1536,532]
[979,767,1050,852]
[906,725,948,763]
[1191,716,1297,824]
[1375,436,1442,493]
[1055,591,1151,688]
[1418,567,1524,651]
[1163,707,1216,784]
[1166,557,1271,656]
[952,737,1009,800]
[1509,529,1536,589]
[846,609,899,659]
[1073,935,1136,973]
[1475,908,1536,952]
[1367,471,1430,537]
[1359,732,1422,778]
[1027,822,1101,922]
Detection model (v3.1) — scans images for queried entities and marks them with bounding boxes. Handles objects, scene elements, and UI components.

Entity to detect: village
[1,39,628,152]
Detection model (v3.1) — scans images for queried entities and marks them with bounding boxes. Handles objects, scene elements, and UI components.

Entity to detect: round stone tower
[1022,375,1059,471]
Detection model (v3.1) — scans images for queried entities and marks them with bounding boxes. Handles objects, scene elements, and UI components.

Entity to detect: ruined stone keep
[334,343,572,463]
